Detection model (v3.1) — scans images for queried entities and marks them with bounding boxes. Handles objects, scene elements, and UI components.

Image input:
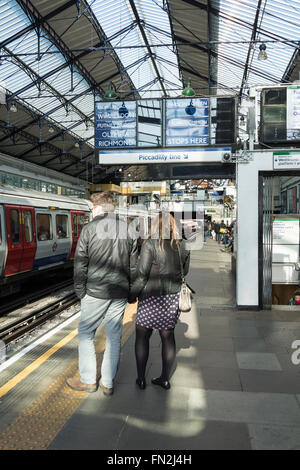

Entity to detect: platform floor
[0,238,300,450]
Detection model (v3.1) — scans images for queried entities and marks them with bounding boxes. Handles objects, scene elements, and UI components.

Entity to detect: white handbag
[177,243,193,312]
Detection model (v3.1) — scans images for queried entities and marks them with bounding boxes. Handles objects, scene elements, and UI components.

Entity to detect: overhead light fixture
[185,100,196,116]
[48,125,55,134]
[258,43,267,61]
[10,101,17,113]
[119,102,129,118]
[104,82,118,100]
[182,81,195,97]
[75,142,80,148]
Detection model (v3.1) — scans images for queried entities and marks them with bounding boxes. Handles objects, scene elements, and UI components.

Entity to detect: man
[67,191,138,396]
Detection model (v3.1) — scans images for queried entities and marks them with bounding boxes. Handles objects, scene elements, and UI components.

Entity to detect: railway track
[0,279,74,316]
[0,292,79,345]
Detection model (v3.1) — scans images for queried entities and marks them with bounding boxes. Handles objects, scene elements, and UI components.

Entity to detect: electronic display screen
[95,101,137,148]
[165,98,210,147]
[287,86,300,141]
[261,87,300,143]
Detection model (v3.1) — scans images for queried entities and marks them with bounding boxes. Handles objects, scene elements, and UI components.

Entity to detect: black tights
[135,325,176,381]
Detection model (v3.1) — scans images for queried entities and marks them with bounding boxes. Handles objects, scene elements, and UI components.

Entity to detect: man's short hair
[90,191,116,211]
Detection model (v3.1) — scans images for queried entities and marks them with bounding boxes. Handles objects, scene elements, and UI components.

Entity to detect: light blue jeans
[78,294,127,388]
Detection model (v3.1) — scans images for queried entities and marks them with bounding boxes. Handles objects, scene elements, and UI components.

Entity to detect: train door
[4,205,22,275]
[20,207,36,272]
[70,211,85,259]
[54,212,71,262]
[4,205,36,276]
[0,205,6,276]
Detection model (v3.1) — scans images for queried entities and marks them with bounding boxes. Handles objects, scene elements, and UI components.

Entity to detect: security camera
[222,152,232,163]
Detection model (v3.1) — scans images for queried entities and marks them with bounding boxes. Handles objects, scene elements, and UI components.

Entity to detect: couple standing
[66,191,190,396]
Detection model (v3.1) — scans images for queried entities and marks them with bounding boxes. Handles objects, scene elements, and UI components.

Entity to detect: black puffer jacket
[130,238,190,301]
[74,213,138,300]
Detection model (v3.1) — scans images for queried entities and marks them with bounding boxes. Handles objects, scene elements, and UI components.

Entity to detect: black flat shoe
[136,378,146,390]
[151,377,170,390]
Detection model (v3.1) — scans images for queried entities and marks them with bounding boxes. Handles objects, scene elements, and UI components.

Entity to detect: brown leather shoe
[66,377,97,393]
[100,378,113,396]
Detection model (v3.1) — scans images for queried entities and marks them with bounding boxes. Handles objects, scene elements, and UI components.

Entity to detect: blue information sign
[95,101,137,148]
[166,98,210,147]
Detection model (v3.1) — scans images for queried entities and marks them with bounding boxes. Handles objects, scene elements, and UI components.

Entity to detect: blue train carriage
[0,185,92,298]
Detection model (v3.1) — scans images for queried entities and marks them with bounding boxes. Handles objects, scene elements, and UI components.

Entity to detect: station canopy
[0,0,299,184]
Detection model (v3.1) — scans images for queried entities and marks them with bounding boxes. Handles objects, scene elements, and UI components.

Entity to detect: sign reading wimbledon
[166,98,209,147]
[95,101,137,148]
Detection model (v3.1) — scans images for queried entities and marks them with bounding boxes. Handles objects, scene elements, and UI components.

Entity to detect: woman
[130,212,190,390]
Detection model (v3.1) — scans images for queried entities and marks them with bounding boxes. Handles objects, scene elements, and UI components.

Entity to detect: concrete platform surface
[0,238,300,451]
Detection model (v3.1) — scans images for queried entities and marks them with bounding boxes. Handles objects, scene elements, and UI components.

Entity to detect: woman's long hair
[145,212,180,251]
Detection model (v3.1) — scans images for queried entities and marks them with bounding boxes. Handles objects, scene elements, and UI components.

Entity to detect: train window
[0,217,2,245]
[72,214,85,237]
[23,210,33,243]
[37,214,53,241]
[72,214,79,238]
[10,209,20,244]
[56,215,69,239]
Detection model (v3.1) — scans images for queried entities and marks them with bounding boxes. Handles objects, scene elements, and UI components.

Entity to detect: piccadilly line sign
[99,148,232,165]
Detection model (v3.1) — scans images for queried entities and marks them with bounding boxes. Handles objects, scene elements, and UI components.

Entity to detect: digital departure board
[95,97,236,152]
[165,98,210,147]
[95,101,137,148]
[261,86,300,144]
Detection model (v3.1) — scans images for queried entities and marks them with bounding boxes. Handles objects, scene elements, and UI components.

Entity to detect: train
[0,185,92,298]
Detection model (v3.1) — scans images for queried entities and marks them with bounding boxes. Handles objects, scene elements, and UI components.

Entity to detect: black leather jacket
[130,238,190,301]
[74,213,138,300]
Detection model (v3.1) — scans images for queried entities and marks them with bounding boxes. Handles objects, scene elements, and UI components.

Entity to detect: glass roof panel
[211,0,300,93]
[0,0,95,144]
[87,0,181,97]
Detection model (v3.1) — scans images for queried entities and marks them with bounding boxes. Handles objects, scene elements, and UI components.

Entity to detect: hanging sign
[95,101,137,148]
[274,151,300,169]
[287,86,300,141]
[165,98,210,146]
[99,147,231,165]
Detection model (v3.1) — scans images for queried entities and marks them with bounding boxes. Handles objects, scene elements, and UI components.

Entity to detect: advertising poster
[165,98,210,147]
[287,86,300,141]
[95,101,137,148]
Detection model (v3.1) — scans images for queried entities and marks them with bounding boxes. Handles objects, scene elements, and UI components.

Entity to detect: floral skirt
[136,293,180,330]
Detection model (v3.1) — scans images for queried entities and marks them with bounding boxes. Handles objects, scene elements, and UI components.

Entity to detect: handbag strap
[176,241,185,283]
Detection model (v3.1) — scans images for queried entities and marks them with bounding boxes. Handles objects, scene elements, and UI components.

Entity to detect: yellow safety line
[0,329,78,399]
[0,303,137,450]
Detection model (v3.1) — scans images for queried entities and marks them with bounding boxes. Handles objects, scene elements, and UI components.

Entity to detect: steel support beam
[239,0,262,99]
[127,0,168,96]
[0,70,120,145]
[0,0,76,49]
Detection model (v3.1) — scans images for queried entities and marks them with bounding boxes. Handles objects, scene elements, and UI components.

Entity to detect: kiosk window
[24,210,33,243]
[10,209,20,244]
[37,214,52,241]
[56,215,69,238]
